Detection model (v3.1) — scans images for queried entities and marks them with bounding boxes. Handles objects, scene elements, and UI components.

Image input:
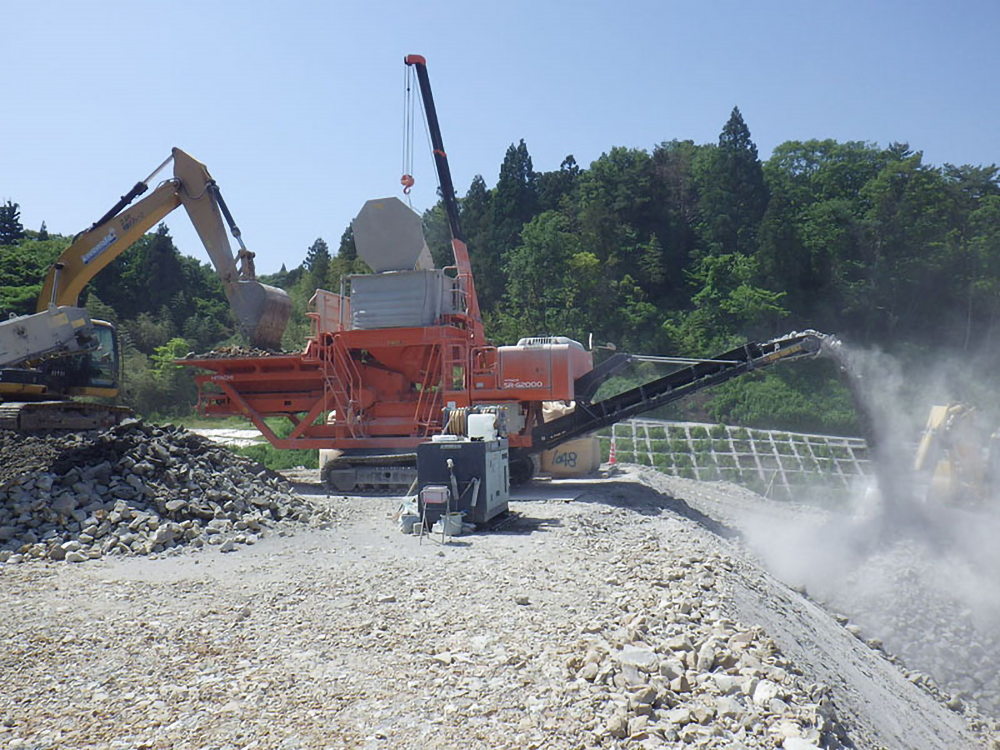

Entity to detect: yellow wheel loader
[913,403,1000,507]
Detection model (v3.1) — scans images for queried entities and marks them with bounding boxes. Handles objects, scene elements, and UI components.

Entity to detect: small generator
[417,436,510,525]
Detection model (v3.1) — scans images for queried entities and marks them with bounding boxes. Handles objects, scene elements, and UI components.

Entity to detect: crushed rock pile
[0,421,329,564]
[629,466,999,746]
[184,345,287,359]
[571,549,850,749]
[835,537,1000,720]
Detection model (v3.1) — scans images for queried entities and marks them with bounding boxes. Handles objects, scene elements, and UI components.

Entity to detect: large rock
[615,645,658,672]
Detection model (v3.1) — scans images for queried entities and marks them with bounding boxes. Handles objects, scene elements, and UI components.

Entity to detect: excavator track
[0,401,132,432]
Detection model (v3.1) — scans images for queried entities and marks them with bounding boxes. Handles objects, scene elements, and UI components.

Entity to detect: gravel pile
[834,532,1000,719]
[184,345,288,359]
[630,467,1000,746]
[570,548,849,748]
[0,421,328,564]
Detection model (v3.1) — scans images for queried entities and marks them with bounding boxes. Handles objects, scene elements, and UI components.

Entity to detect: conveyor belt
[530,331,829,454]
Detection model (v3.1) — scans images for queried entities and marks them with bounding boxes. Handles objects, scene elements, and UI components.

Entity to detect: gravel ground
[634,467,1000,720]
[1,466,996,749]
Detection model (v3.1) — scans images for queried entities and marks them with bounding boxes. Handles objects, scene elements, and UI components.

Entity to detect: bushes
[707,365,858,435]
[232,418,318,470]
[234,443,318,471]
[121,338,198,418]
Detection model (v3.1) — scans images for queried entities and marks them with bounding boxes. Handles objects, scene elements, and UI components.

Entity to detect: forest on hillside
[3,108,998,431]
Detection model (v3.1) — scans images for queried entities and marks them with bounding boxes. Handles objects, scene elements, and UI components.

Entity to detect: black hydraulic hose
[208,183,245,248]
[81,181,148,239]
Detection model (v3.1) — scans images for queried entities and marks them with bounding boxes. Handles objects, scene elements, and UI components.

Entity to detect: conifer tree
[697,107,769,257]
[461,175,501,311]
[0,200,25,245]
[489,140,538,259]
[304,237,331,281]
[337,226,356,261]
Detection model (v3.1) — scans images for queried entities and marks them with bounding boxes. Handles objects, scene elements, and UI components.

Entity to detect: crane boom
[404,54,463,242]
[404,54,484,346]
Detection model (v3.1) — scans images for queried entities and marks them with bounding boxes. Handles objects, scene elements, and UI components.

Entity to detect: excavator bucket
[232,280,292,350]
[172,148,292,350]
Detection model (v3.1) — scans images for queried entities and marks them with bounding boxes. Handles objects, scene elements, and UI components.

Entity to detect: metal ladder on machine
[414,344,443,437]
[314,333,362,439]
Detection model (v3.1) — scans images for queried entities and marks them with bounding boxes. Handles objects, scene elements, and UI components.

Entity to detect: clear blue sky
[3,0,998,275]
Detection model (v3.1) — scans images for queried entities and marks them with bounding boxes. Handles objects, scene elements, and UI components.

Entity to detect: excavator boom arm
[36,148,290,349]
[38,180,181,311]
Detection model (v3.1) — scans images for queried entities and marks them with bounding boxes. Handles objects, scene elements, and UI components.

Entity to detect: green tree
[337,225,357,261]
[141,224,185,313]
[696,107,768,257]
[497,211,581,338]
[578,148,655,268]
[304,237,330,286]
[461,175,501,311]
[0,200,25,246]
[537,155,580,213]
[651,140,704,307]
[326,224,369,289]
[666,252,788,354]
[856,147,954,343]
[120,337,198,417]
[958,193,1000,352]
[489,140,538,260]
[758,140,891,332]
[124,309,176,353]
[0,234,68,314]
[422,203,454,268]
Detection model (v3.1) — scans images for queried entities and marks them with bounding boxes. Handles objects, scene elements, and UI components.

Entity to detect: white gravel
[0,466,995,749]
[187,428,265,448]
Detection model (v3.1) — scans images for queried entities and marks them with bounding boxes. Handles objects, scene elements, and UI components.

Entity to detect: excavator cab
[76,320,120,395]
[38,320,120,398]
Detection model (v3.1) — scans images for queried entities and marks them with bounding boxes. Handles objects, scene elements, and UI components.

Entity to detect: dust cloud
[743,341,1000,717]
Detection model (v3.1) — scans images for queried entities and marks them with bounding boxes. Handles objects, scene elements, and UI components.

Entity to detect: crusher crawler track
[320,453,418,494]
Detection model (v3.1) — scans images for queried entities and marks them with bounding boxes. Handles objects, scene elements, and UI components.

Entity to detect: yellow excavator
[913,403,1000,507]
[0,148,291,430]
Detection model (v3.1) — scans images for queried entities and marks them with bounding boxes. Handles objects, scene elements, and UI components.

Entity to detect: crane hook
[401,174,415,195]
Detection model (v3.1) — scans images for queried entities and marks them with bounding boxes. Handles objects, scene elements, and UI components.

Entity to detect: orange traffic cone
[608,434,617,466]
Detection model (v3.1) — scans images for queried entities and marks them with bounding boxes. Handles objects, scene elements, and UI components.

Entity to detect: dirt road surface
[1,467,994,749]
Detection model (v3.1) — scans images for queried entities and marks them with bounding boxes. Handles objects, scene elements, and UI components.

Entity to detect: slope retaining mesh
[598,419,870,500]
